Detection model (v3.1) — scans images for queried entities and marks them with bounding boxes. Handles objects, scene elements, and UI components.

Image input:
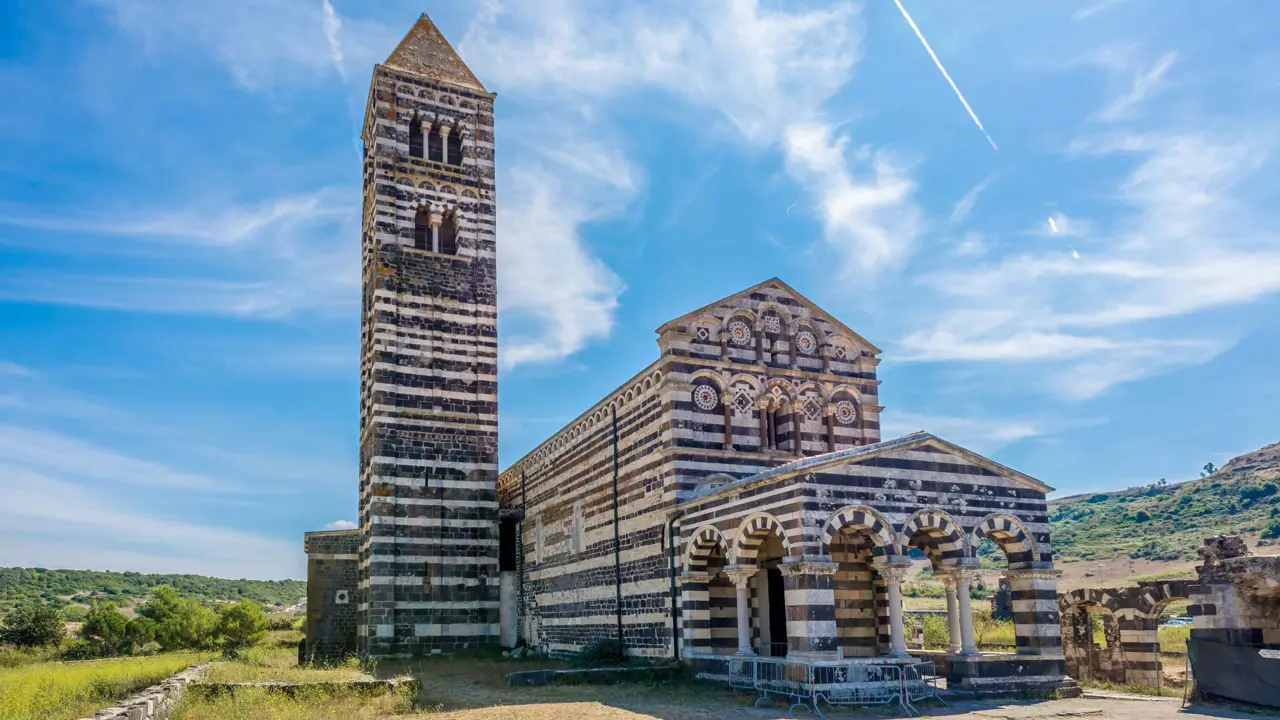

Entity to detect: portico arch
[971,513,1039,568]
[821,505,898,556]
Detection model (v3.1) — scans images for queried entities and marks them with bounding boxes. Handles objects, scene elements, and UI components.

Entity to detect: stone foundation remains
[75,663,209,720]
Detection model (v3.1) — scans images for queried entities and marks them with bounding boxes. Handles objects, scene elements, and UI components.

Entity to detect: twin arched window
[411,205,460,256]
[408,116,463,166]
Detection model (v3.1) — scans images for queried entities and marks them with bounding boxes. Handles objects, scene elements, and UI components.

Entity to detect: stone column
[787,329,797,368]
[722,397,734,450]
[767,405,777,451]
[821,346,831,372]
[679,571,712,656]
[719,334,728,360]
[725,566,757,655]
[825,406,836,452]
[877,561,912,657]
[954,568,979,656]
[780,559,839,660]
[755,326,765,365]
[1006,567,1064,656]
[438,125,451,163]
[941,574,963,653]
[791,405,803,456]
[428,210,443,254]
[757,399,770,450]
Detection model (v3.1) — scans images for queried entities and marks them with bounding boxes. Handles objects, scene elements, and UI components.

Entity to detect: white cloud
[0,425,225,491]
[1095,51,1177,122]
[0,466,299,578]
[950,178,993,225]
[0,190,358,318]
[881,410,1073,455]
[321,0,343,76]
[955,231,986,257]
[1072,0,1128,21]
[897,129,1278,398]
[784,124,921,276]
[323,519,356,530]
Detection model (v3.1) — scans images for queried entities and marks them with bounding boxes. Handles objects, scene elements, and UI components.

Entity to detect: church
[304,14,1072,695]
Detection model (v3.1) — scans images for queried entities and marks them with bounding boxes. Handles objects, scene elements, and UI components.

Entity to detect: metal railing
[723,656,945,717]
[755,642,789,657]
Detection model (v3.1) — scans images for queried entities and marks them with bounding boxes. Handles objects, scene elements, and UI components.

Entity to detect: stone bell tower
[353,14,499,658]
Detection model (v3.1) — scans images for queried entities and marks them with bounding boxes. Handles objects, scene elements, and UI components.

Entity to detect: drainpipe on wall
[520,468,527,646]
[611,403,624,650]
[667,510,683,661]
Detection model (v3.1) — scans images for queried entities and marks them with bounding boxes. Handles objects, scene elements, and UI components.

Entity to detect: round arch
[900,507,969,566]
[971,513,1040,566]
[684,525,729,574]
[821,505,898,556]
[731,512,791,565]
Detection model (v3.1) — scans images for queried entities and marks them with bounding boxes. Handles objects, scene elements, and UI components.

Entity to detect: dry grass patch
[0,651,212,720]
[174,685,416,720]
[204,646,369,684]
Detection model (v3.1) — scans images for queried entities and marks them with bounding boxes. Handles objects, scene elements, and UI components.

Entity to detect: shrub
[80,603,129,650]
[1132,510,1151,523]
[267,615,296,631]
[0,604,65,648]
[1240,483,1278,501]
[62,605,89,622]
[1086,494,1110,503]
[140,585,218,650]
[217,600,269,651]
[1262,520,1280,540]
[573,638,626,667]
[126,616,158,647]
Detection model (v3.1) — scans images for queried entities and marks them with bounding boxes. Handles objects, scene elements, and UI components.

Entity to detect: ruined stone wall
[356,60,499,657]
[305,530,359,661]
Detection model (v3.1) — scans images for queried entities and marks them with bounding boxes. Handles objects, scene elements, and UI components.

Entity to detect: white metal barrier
[722,656,945,717]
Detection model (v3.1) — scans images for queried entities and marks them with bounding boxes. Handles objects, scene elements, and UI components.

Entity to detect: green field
[0,651,212,720]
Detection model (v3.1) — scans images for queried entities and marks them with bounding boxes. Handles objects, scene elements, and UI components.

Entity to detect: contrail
[891,0,998,150]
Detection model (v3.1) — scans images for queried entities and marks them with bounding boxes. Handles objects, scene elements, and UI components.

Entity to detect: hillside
[1050,441,1280,563]
[0,567,306,614]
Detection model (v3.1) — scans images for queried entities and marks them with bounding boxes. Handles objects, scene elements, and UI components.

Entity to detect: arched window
[413,206,431,251]
[447,131,463,165]
[408,116,423,159]
[439,211,458,255]
[427,124,443,162]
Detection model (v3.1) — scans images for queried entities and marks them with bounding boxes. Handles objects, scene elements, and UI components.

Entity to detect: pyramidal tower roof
[384,14,487,93]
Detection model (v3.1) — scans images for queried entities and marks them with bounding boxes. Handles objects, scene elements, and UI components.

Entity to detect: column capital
[779,559,838,577]
[757,397,773,410]
[878,564,912,584]
[938,573,958,591]
[723,565,757,587]
[950,567,979,585]
[679,571,711,585]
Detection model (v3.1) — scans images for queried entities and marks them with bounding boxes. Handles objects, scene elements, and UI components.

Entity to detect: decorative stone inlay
[764,315,781,334]
[803,396,823,421]
[692,385,720,411]
[795,330,818,355]
[834,400,857,425]
[728,320,752,346]
[779,561,839,576]
[732,388,754,415]
[833,345,848,359]
[695,325,711,341]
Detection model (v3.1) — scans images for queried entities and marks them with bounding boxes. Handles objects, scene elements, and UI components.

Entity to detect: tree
[125,616,158,646]
[80,603,128,649]
[1202,462,1217,477]
[141,585,217,650]
[216,600,268,651]
[1263,520,1280,540]
[0,605,65,648]
[138,585,183,624]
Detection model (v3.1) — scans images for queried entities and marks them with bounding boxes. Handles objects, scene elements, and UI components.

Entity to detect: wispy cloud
[890,0,997,150]
[1073,0,1128,22]
[0,425,226,491]
[321,0,344,78]
[950,177,993,225]
[1095,51,1177,122]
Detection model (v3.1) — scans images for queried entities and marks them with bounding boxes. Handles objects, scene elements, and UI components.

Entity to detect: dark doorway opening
[499,517,518,572]
[767,566,787,656]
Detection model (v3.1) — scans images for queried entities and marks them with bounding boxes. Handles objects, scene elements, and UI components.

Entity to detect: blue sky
[1,0,1278,580]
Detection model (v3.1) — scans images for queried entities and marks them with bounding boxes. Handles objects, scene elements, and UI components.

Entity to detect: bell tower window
[413,206,430,251]
[439,211,458,255]
[447,131,463,165]
[409,116,424,159]
[427,124,443,162]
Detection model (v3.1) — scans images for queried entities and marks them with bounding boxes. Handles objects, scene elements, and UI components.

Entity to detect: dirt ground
[377,658,1265,720]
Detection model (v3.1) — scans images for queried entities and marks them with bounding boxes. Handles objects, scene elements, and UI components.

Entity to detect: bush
[139,585,218,650]
[1262,520,1280,540]
[267,615,296,631]
[1240,483,1278,501]
[62,605,89,622]
[0,604,65,648]
[80,603,129,650]
[126,616,158,647]
[1132,510,1151,523]
[217,600,269,651]
[573,638,626,667]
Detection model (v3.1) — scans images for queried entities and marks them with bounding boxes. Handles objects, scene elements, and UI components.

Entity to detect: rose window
[763,315,781,334]
[727,320,752,347]
[795,331,817,355]
[692,384,720,411]
[834,400,857,425]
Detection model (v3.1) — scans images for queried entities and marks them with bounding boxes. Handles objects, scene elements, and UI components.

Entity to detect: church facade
[306,14,1071,694]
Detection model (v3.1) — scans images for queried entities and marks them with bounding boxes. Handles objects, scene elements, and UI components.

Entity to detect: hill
[0,567,306,614]
[1049,441,1280,563]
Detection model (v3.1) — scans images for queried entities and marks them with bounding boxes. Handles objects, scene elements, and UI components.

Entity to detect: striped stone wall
[355,45,500,657]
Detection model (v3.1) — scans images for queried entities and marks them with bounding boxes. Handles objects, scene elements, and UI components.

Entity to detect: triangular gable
[847,436,1052,494]
[683,432,1052,504]
[655,277,882,354]
[384,14,488,93]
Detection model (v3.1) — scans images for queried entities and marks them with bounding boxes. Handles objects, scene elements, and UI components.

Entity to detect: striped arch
[971,513,1039,567]
[688,369,727,389]
[720,309,757,330]
[684,525,729,573]
[900,508,969,566]
[731,513,791,565]
[794,381,829,402]
[726,373,764,392]
[821,505,898,556]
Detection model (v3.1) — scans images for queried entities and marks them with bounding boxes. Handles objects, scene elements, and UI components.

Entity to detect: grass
[204,645,369,684]
[1077,678,1183,697]
[174,685,416,720]
[0,651,212,720]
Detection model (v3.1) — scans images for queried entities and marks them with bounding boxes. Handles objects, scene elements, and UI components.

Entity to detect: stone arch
[731,513,791,565]
[720,308,757,330]
[900,507,969,566]
[754,301,794,330]
[972,513,1039,566]
[825,334,859,362]
[822,505,898,556]
[684,525,729,573]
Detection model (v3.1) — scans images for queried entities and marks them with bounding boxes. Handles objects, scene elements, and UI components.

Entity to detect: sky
[1,0,1278,580]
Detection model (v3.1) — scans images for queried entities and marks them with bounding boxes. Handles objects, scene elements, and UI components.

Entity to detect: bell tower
[355,14,499,657]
